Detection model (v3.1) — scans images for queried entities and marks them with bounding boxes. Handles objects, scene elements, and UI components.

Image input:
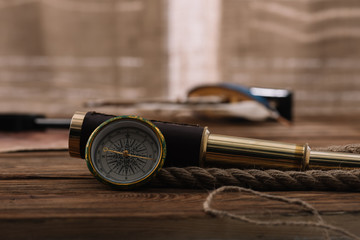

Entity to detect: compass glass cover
[86,117,165,187]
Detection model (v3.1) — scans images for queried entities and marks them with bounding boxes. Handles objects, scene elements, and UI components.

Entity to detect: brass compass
[84,116,166,188]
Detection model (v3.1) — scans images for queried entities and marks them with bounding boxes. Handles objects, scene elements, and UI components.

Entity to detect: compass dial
[85,116,166,188]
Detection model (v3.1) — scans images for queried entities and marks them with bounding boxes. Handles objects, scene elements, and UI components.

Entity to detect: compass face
[85,116,166,188]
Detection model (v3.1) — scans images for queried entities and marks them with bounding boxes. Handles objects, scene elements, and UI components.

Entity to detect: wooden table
[1,118,360,239]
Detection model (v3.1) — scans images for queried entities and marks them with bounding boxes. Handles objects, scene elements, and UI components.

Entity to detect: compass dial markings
[88,118,165,187]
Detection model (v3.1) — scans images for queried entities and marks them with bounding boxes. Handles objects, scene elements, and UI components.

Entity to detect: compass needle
[103,147,155,161]
[127,153,155,161]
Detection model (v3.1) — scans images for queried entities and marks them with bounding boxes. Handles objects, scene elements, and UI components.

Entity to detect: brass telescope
[69,112,360,170]
[203,132,360,170]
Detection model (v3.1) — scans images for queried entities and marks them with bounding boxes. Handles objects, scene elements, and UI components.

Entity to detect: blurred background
[1,0,360,119]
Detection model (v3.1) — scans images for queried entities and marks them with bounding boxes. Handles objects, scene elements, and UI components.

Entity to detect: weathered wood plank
[0,130,68,152]
[2,178,360,219]
[1,152,360,220]
[1,119,360,239]
[4,216,359,240]
[1,177,360,240]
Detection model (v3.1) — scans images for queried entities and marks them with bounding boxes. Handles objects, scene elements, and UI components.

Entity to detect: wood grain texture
[1,119,360,239]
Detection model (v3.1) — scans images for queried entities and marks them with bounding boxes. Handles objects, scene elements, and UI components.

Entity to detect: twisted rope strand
[153,168,360,191]
[204,186,360,240]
